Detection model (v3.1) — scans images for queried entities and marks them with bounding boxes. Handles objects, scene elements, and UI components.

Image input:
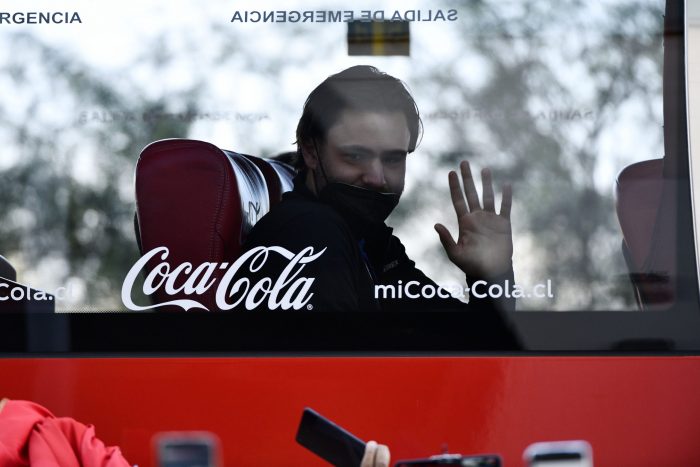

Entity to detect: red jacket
[0,399,131,467]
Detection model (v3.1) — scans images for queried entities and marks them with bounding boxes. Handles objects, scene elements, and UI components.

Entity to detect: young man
[243,65,514,312]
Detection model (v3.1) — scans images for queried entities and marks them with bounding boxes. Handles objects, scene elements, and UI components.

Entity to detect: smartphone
[295,407,366,467]
[523,441,593,467]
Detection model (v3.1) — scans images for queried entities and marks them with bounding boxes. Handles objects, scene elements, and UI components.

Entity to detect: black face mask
[319,182,400,227]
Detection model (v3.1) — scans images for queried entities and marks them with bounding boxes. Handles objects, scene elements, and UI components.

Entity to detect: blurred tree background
[0,0,664,310]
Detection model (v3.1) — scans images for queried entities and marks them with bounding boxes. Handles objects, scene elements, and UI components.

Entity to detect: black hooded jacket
[241,175,515,312]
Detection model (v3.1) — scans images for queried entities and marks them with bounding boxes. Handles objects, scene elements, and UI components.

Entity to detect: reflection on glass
[0,0,671,311]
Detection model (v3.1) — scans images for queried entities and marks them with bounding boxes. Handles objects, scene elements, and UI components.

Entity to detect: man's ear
[301,141,319,170]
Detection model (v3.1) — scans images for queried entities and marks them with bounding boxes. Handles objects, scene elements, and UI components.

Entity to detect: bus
[1,0,699,465]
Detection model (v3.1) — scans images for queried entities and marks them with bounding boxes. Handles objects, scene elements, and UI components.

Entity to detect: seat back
[615,159,676,309]
[134,139,294,310]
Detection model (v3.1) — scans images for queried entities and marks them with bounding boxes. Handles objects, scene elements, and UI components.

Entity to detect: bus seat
[134,139,294,311]
[615,158,675,309]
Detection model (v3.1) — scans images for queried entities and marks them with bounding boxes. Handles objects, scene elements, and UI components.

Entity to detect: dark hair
[294,65,422,170]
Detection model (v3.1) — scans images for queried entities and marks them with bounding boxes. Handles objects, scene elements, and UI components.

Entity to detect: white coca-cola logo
[121,246,326,311]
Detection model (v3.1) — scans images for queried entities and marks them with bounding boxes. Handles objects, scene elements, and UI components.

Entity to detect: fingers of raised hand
[448,170,469,218]
[452,161,511,220]
[459,161,481,211]
[500,183,512,220]
[481,167,496,212]
[434,223,457,257]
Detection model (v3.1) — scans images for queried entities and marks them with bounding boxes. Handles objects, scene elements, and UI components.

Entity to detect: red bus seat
[134,139,294,310]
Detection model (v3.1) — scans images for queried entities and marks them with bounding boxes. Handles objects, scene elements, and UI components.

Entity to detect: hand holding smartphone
[295,407,501,467]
